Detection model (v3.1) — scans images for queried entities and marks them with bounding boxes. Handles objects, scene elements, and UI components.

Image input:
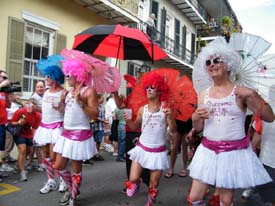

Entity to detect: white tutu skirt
[34,126,62,145]
[128,145,169,170]
[188,144,271,189]
[53,135,98,161]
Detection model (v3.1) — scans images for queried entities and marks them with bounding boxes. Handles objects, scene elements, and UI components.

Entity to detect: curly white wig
[195,37,242,74]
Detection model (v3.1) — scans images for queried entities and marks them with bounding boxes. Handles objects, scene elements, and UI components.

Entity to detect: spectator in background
[104,94,117,154]
[0,92,23,173]
[146,13,156,39]
[209,18,217,28]
[165,118,192,178]
[114,94,126,162]
[0,70,12,182]
[27,81,45,172]
[91,94,105,161]
[11,99,41,181]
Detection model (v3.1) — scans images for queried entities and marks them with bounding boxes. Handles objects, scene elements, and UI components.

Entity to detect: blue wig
[37,55,65,84]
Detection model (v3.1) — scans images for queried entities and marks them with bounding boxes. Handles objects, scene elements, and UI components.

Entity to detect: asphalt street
[0,151,268,206]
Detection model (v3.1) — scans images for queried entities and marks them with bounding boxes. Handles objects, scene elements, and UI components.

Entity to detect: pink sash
[202,136,250,154]
[137,140,166,153]
[40,121,63,129]
[62,129,92,141]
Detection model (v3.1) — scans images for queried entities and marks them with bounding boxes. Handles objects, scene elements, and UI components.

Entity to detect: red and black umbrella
[73,24,167,62]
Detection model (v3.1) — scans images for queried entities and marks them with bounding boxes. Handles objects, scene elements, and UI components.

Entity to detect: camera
[0,81,22,93]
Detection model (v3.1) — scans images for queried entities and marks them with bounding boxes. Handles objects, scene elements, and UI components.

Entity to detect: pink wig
[62,59,92,86]
[142,72,169,101]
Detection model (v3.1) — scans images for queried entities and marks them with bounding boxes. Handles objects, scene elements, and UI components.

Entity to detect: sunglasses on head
[146,86,156,91]
[205,57,224,67]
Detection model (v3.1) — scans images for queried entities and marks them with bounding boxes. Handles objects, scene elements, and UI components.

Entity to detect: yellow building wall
[0,0,109,71]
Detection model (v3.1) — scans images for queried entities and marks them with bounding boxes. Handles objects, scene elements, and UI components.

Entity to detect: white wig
[195,37,242,74]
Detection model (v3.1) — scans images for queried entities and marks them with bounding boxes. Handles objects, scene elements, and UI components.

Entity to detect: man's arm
[113,91,126,109]
[192,91,207,132]
[81,87,98,120]
[125,107,142,130]
[235,86,275,122]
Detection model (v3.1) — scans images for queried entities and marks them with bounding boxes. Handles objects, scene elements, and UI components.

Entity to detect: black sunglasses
[205,57,224,67]
[146,86,156,90]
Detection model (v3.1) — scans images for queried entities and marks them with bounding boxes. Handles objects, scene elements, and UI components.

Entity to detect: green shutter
[54,32,67,54]
[6,17,25,83]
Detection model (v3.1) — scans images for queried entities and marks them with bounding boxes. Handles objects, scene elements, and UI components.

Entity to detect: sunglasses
[205,57,224,67]
[146,86,156,91]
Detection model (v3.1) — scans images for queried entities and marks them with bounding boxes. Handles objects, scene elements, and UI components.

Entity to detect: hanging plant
[221,16,232,27]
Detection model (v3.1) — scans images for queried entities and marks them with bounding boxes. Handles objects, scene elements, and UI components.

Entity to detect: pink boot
[145,187,158,206]
[125,179,142,197]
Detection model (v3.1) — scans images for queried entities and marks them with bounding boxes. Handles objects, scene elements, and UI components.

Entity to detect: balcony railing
[197,26,222,38]
[128,22,196,65]
[153,29,195,64]
[187,0,208,21]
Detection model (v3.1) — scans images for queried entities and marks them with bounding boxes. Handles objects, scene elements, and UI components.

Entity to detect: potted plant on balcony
[221,16,232,42]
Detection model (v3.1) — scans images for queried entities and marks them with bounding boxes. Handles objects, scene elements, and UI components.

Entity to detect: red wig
[142,72,169,102]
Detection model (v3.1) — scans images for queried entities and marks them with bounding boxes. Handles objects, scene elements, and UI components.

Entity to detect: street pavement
[0,151,268,206]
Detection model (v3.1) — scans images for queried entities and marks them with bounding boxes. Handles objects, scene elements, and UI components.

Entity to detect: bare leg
[17,144,27,172]
[166,132,180,176]
[219,188,234,206]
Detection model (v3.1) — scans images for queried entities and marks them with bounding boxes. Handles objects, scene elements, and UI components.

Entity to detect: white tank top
[64,87,90,130]
[139,105,167,148]
[41,90,64,123]
[203,86,246,141]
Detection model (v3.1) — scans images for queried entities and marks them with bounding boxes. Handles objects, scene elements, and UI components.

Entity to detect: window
[23,23,54,93]
[174,18,180,55]
[151,0,159,28]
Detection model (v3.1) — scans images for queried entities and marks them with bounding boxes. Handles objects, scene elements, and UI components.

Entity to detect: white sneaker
[242,188,252,199]
[20,171,28,182]
[105,144,114,153]
[36,164,46,172]
[59,177,68,193]
[40,179,57,194]
[0,164,14,172]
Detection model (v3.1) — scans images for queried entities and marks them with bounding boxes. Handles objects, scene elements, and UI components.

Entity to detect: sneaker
[13,167,20,174]
[116,158,125,162]
[92,155,104,161]
[59,177,68,193]
[242,189,252,199]
[112,152,118,157]
[82,159,93,165]
[69,198,76,206]
[59,191,71,205]
[105,144,114,153]
[25,163,33,170]
[6,155,17,163]
[0,164,14,172]
[126,179,142,197]
[19,171,28,182]
[36,164,46,172]
[40,179,58,194]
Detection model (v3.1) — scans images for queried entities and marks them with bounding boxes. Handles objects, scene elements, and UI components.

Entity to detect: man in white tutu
[53,56,98,206]
[188,38,275,206]
[34,55,68,194]
[124,73,177,206]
